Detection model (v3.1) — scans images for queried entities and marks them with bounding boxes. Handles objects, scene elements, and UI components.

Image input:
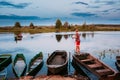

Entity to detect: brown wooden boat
[73,53,118,80]
[115,56,120,71]
[46,50,68,74]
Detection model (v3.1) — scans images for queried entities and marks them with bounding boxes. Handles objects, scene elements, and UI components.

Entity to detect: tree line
[13,19,96,31]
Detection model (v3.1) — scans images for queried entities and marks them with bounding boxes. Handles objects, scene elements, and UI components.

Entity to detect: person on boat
[73,29,80,53]
[75,29,80,53]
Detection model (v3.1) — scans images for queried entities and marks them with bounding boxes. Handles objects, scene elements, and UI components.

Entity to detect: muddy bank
[16,75,89,80]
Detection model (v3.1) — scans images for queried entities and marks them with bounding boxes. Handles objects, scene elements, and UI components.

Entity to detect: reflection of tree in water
[82,33,86,39]
[91,32,94,38]
[81,32,94,39]
[56,34,62,42]
[61,32,94,39]
[63,34,68,40]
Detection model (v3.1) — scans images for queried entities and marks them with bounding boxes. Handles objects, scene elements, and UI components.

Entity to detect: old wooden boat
[27,52,43,76]
[115,56,120,71]
[0,54,12,71]
[73,53,118,80]
[46,50,68,74]
[13,54,27,78]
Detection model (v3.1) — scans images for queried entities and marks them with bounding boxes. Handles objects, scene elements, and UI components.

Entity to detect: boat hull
[115,56,120,71]
[48,63,68,74]
[12,54,27,78]
[72,53,118,80]
[47,50,68,74]
[27,52,44,76]
[27,61,43,76]
[0,54,12,71]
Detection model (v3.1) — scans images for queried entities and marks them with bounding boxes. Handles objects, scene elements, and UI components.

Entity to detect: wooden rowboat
[115,56,120,71]
[0,54,12,71]
[13,54,27,78]
[73,53,118,80]
[46,50,68,74]
[27,52,43,76]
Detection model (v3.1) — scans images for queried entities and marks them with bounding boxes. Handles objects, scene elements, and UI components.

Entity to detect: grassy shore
[0,25,120,34]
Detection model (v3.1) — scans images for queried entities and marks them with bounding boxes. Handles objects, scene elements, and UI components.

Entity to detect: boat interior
[75,54,115,77]
[48,52,67,65]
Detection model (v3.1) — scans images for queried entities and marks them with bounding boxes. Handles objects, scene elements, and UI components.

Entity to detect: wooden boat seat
[81,58,94,62]
[30,65,37,69]
[33,62,40,65]
[88,64,102,69]
[48,65,62,68]
[35,59,42,62]
[96,69,114,76]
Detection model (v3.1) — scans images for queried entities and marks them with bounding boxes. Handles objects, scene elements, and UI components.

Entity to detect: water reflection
[55,34,62,42]
[98,49,120,60]
[14,32,23,43]
[81,32,94,39]
[55,32,94,42]
[63,34,68,40]
[82,33,86,39]
[0,31,120,79]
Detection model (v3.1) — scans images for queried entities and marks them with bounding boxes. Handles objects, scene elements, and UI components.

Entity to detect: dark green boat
[115,56,120,71]
[13,54,27,78]
[27,52,43,76]
[0,54,12,71]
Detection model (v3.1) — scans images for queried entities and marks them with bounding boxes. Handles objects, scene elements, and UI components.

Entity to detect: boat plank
[88,64,102,69]
[96,69,114,76]
[81,59,94,62]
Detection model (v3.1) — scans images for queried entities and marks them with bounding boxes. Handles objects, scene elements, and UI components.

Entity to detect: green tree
[82,21,87,30]
[14,22,21,28]
[29,22,35,29]
[55,19,62,29]
[30,22,34,27]
[63,21,69,29]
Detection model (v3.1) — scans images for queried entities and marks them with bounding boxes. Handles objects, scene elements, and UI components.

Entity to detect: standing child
[75,29,80,53]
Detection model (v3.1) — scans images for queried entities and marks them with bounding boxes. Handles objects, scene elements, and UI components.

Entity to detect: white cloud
[0,0,120,25]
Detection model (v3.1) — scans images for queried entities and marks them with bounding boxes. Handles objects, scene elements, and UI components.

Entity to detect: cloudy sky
[0,0,120,26]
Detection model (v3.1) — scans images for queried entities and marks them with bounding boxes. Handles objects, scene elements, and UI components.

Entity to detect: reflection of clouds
[0,32,120,72]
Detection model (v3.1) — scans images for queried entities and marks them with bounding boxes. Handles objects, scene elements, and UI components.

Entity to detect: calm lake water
[0,31,120,79]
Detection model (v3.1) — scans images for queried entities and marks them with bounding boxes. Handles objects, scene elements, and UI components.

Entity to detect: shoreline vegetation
[0,24,120,34]
[0,19,120,33]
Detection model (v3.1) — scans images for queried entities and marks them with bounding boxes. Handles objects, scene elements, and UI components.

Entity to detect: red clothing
[76,41,80,45]
[75,33,80,45]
